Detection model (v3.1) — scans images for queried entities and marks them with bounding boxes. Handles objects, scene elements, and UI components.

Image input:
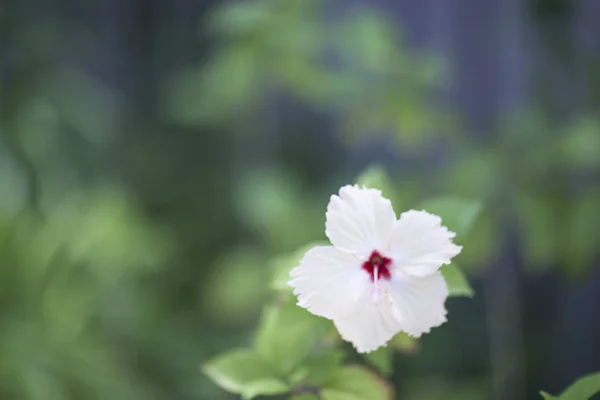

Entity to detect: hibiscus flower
[288,185,462,353]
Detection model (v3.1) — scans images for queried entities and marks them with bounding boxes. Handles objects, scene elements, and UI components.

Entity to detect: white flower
[288,185,462,353]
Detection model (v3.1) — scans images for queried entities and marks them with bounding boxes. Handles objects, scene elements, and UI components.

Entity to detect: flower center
[362,250,392,282]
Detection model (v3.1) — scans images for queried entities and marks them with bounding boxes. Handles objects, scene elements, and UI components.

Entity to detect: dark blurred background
[1,0,600,399]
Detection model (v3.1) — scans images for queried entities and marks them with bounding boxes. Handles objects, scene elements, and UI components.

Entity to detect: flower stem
[291,384,322,398]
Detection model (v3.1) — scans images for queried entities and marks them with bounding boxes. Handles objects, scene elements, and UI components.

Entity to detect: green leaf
[270,241,329,291]
[202,348,286,397]
[165,45,258,125]
[354,165,396,201]
[291,395,320,400]
[540,371,600,400]
[456,211,498,275]
[49,70,119,145]
[390,332,419,354]
[31,189,172,282]
[207,1,272,38]
[562,191,600,279]
[419,196,482,238]
[540,392,556,400]
[389,94,437,150]
[255,298,330,375]
[241,379,289,400]
[322,365,391,400]
[363,347,392,377]
[560,116,600,169]
[441,263,474,298]
[204,247,268,324]
[514,192,559,270]
[22,367,66,400]
[333,8,397,72]
[236,169,321,249]
[441,151,502,200]
[299,350,345,385]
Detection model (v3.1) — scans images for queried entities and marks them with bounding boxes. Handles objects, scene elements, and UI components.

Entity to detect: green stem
[291,384,322,398]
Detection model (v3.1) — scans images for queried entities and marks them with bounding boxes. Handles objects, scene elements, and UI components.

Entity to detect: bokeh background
[1,0,600,399]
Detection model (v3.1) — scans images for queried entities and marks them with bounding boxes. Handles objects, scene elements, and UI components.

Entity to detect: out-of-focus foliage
[165,0,450,151]
[2,0,600,398]
[0,191,172,399]
[170,0,600,284]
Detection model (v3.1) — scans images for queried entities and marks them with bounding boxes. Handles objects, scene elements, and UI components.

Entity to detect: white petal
[391,210,462,277]
[385,271,448,337]
[325,185,396,258]
[332,293,402,353]
[288,246,370,319]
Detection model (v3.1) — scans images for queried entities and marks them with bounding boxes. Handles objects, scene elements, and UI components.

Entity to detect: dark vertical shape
[549,0,600,389]
[486,2,529,399]
[428,0,454,66]
[573,0,600,107]
[498,0,528,114]
[484,222,527,400]
[527,0,576,115]
[132,0,158,116]
[381,0,429,46]
[426,0,455,170]
[552,262,600,394]
[453,0,500,134]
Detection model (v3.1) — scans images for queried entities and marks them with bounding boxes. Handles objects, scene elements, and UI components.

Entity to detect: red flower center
[362,250,392,282]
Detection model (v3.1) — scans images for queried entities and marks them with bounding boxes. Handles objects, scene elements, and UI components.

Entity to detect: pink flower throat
[362,251,392,281]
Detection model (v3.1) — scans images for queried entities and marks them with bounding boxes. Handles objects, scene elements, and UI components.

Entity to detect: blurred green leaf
[276,58,339,104]
[270,241,328,291]
[255,298,329,375]
[265,1,320,56]
[363,347,392,377]
[48,69,119,145]
[560,117,600,169]
[419,196,482,238]
[241,378,289,400]
[0,149,28,215]
[515,192,559,270]
[205,247,268,324]
[441,263,474,298]
[22,368,65,400]
[237,169,299,228]
[354,165,395,201]
[321,365,391,400]
[457,211,497,275]
[539,372,600,400]
[15,98,61,160]
[390,96,435,150]
[414,53,447,85]
[42,277,96,341]
[202,348,285,397]
[338,108,385,145]
[291,395,320,400]
[165,46,258,125]
[15,189,171,287]
[540,392,556,400]
[390,332,419,354]
[562,190,600,279]
[207,1,272,37]
[499,107,553,151]
[442,151,502,199]
[334,8,397,72]
[296,350,345,386]
[237,169,320,249]
[66,191,171,279]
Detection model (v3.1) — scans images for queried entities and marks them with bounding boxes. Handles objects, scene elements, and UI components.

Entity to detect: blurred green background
[1,0,600,399]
